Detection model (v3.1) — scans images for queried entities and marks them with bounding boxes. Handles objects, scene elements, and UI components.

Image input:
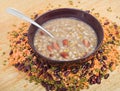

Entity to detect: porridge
[34,18,97,61]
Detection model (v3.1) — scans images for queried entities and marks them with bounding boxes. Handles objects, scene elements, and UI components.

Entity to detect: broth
[34,18,97,61]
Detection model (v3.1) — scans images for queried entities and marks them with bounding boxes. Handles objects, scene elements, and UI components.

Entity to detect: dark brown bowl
[28,8,104,64]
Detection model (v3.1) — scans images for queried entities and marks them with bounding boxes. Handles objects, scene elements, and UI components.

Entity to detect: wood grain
[0,0,120,91]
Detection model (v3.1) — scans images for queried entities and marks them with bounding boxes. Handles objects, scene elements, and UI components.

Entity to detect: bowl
[28,8,104,64]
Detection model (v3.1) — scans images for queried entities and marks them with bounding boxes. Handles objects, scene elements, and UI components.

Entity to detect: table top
[0,0,120,91]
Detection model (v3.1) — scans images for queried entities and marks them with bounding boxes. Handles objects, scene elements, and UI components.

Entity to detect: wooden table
[0,0,120,91]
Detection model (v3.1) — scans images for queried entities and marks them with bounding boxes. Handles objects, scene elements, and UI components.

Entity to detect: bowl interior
[28,8,104,63]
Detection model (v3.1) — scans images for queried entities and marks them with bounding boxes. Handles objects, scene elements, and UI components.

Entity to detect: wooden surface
[0,0,120,91]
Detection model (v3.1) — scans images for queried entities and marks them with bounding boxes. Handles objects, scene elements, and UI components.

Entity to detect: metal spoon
[6,8,54,38]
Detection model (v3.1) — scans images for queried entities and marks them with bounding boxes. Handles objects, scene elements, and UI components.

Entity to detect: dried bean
[64,71,70,77]
[89,79,94,85]
[43,67,48,73]
[112,36,115,40]
[18,63,24,70]
[14,62,20,68]
[92,80,96,84]
[9,50,13,55]
[104,74,109,79]
[50,84,55,90]
[20,65,25,70]
[80,70,88,78]
[57,87,67,91]
[88,78,92,85]
[99,72,103,78]
[16,40,21,44]
[96,54,100,60]
[26,65,31,71]
[103,64,107,68]
[84,70,89,75]
[37,69,43,77]
[54,67,61,73]
[102,56,107,60]
[71,67,79,74]
[30,49,34,53]
[47,84,55,90]
[96,76,101,84]
[55,81,61,84]
[24,67,28,72]
[109,62,114,68]
[41,81,47,87]
[101,66,106,72]
[38,62,44,68]
[32,60,38,65]
[80,74,85,78]
[46,84,51,91]
[41,81,51,91]
[46,63,51,69]
[54,73,61,80]
[98,49,104,53]
[88,78,93,85]
[82,63,90,69]
[99,58,103,62]
[91,58,95,61]
[47,73,53,80]
[62,67,67,72]
[86,63,91,69]
[88,75,97,85]
[82,64,87,70]
[43,73,48,78]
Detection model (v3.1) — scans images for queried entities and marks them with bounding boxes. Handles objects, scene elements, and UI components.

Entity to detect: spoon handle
[6,8,54,38]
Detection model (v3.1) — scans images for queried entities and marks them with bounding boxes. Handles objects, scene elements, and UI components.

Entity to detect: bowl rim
[28,8,104,63]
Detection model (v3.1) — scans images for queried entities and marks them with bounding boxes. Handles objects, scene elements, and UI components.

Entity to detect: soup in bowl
[28,8,104,63]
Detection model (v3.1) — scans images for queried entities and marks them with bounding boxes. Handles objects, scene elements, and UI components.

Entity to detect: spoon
[6,8,54,38]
